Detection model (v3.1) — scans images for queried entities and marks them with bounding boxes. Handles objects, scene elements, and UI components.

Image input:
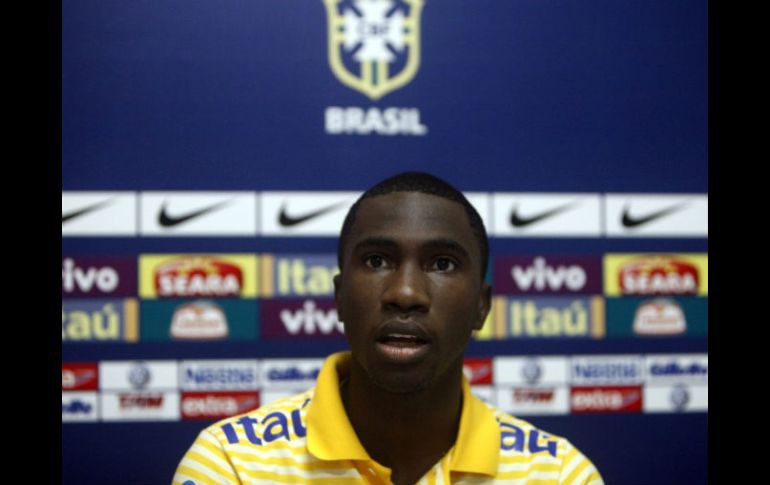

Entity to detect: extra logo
[323,0,424,100]
[62,363,99,391]
[571,386,643,413]
[181,392,260,420]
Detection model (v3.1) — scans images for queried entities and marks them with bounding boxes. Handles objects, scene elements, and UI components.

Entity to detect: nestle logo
[573,363,640,382]
[184,367,257,386]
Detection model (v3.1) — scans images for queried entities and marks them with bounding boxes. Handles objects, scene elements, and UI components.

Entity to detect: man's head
[338,172,489,280]
[334,172,491,394]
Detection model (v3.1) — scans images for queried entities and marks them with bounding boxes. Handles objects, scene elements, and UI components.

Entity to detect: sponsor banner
[101,391,180,421]
[62,299,139,343]
[261,359,324,390]
[62,192,137,236]
[62,257,137,298]
[139,254,258,299]
[477,296,605,340]
[571,356,644,385]
[260,192,360,236]
[100,361,179,391]
[62,363,99,391]
[181,391,260,420]
[645,354,708,384]
[491,194,601,237]
[494,356,569,386]
[259,254,338,298]
[261,299,344,339]
[605,194,708,237]
[139,192,257,236]
[470,386,495,405]
[605,297,708,337]
[180,360,261,391]
[494,256,602,295]
[571,386,643,413]
[463,358,493,385]
[604,253,708,297]
[140,299,258,342]
[496,386,570,416]
[62,392,99,422]
[644,384,708,413]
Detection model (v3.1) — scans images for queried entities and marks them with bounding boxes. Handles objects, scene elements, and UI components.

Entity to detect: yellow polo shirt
[173,352,603,485]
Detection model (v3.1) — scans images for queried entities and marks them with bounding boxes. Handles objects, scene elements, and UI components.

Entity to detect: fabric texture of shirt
[173,351,604,485]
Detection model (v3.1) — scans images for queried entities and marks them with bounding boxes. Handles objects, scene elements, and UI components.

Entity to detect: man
[173,172,604,485]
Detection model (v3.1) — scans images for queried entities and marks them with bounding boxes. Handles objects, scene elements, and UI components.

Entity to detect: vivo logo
[280,300,343,335]
[511,257,587,292]
[62,258,119,293]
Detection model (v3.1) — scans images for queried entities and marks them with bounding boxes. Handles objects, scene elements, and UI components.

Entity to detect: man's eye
[432,258,456,272]
[365,255,387,269]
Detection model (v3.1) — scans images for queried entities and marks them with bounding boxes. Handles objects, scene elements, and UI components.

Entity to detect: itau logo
[323,0,424,100]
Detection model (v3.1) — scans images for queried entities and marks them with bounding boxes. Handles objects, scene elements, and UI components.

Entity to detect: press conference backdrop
[62,1,708,484]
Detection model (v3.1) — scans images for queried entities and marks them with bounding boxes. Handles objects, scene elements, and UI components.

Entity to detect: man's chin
[368,370,433,395]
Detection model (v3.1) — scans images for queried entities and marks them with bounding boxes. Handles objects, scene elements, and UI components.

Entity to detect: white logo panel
[494,356,569,385]
[140,192,257,236]
[260,192,360,236]
[62,192,137,236]
[605,194,708,237]
[99,361,179,391]
[491,193,601,237]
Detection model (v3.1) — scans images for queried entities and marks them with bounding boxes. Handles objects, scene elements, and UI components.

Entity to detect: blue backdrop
[62,1,708,484]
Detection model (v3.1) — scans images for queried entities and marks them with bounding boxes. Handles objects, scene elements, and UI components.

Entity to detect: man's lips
[374,320,431,363]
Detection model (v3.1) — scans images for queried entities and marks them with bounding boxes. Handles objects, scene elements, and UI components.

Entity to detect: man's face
[334,192,491,394]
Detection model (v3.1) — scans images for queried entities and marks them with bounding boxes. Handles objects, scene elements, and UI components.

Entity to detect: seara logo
[323,0,424,100]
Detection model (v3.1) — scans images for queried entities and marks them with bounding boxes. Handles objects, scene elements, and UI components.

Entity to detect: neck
[341,358,464,484]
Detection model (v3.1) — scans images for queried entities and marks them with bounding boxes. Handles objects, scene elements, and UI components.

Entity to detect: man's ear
[473,282,492,331]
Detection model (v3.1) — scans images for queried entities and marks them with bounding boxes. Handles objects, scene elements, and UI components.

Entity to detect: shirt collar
[306,351,500,476]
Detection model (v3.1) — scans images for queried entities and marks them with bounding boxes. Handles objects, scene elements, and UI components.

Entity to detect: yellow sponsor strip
[123,298,139,343]
[591,296,605,339]
[260,254,274,298]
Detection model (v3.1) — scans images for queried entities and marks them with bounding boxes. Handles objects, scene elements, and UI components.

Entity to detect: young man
[173,172,604,485]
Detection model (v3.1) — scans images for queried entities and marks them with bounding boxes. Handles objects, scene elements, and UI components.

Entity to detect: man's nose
[381,261,430,313]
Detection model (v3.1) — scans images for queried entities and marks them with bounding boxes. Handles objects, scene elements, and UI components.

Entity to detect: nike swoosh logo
[158,199,233,227]
[510,202,578,227]
[279,201,347,227]
[62,199,114,224]
[621,201,689,228]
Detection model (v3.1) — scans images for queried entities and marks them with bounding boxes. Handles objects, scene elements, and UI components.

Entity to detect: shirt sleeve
[558,440,604,485]
[172,429,241,485]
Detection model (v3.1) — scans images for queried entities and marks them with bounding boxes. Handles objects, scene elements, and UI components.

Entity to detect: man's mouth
[375,326,431,363]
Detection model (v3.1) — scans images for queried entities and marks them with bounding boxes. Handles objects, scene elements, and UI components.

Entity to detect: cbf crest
[323,0,425,100]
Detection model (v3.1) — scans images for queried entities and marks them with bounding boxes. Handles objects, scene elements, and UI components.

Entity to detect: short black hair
[337,172,489,279]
